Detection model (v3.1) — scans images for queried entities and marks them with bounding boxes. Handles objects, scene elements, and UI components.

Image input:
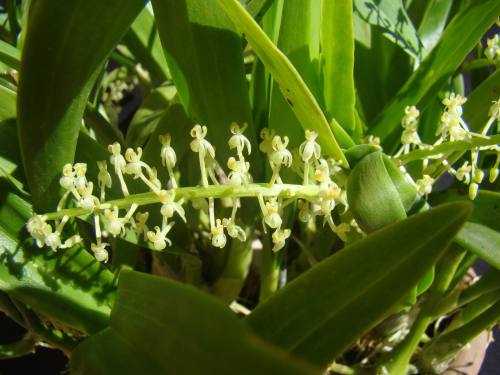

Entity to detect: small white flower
[27,215,52,247]
[259,128,276,155]
[133,212,149,241]
[211,219,227,248]
[97,161,112,190]
[415,175,435,197]
[124,147,145,178]
[103,206,126,237]
[44,231,61,251]
[158,190,186,222]
[484,34,499,62]
[228,122,251,157]
[91,242,110,263]
[314,159,331,184]
[222,218,246,242]
[59,163,76,190]
[73,163,88,191]
[299,130,321,163]
[77,181,99,211]
[190,125,215,159]
[263,199,282,229]
[148,167,162,190]
[455,161,471,184]
[227,157,251,186]
[159,134,177,168]
[108,143,126,171]
[272,228,291,252]
[147,225,173,250]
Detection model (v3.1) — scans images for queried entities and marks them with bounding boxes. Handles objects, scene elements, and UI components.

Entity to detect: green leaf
[0,39,20,70]
[463,69,500,132]
[122,7,171,84]
[417,0,453,60]
[125,84,176,148]
[151,0,259,168]
[0,181,115,334]
[371,0,500,145]
[353,0,422,60]
[217,0,348,166]
[346,151,419,232]
[70,270,319,375]
[0,119,25,191]
[431,190,500,232]
[268,0,321,150]
[246,202,471,367]
[0,84,16,122]
[455,223,500,271]
[245,0,274,21]
[17,0,145,211]
[322,0,356,134]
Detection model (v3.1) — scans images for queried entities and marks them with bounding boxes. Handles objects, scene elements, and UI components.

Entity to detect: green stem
[418,299,500,374]
[11,299,79,355]
[446,289,500,332]
[44,183,320,221]
[398,134,500,164]
[211,229,254,302]
[259,232,282,302]
[460,58,496,73]
[0,334,36,360]
[376,245,465,374]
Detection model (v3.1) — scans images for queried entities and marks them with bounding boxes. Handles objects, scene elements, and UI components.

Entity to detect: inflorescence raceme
[393,94,500,200]
[27,123,357,262]
[26,94,500,263]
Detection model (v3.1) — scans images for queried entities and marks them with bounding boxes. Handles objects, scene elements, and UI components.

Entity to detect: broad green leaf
[0,39,20,70]
[347,151,419,232]
[17,0,145,211]
[418,0,453,60]
[246,202,471,367]
[217,0,348,166]
[125,84,176,148]
[0,181,115,334]
[0,84,16,121]
[70,270,319,375]
[353,0,422,60]
[151,0,259,168]
[268,0,321,150]
[455,223,500,271]
[322,0,356,134]
[371,0,500,146]
[123,8,171,84]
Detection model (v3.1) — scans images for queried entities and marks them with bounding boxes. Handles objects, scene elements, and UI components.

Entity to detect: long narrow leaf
[322,0,356,134]
[218,0,348,166]
[151,0,258,168]
[123,8,170,84]
[246,203,471,367]
[17,0,145,211]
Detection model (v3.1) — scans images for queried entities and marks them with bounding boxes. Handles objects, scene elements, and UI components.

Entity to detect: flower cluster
[395,94,500,199]
[27,122,357,262]
[484,34,499,64]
